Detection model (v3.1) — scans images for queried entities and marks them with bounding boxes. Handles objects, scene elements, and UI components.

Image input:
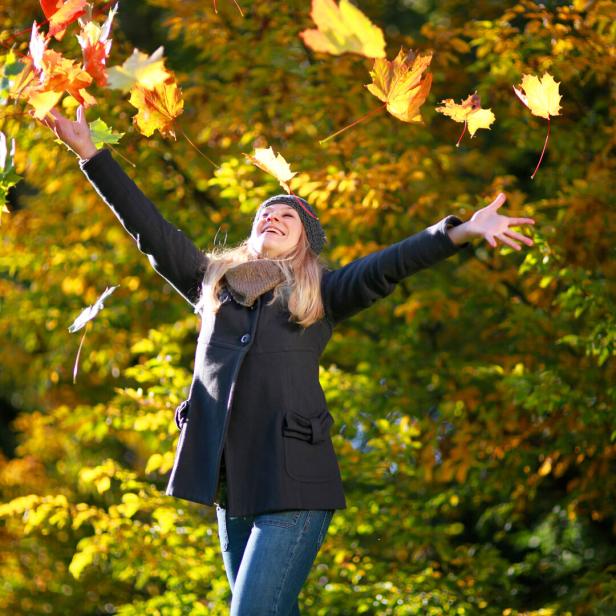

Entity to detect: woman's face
[249,203,304,258]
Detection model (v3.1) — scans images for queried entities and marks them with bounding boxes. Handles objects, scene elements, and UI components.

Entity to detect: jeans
[216,506,334,616]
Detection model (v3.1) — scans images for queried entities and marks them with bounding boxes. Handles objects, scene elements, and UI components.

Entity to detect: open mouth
[264,227,284,236]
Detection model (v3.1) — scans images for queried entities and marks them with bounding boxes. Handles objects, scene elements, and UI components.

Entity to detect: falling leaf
[42,0,88,41]
[0,131,21,224]
[244,146,297,194]
[300,0,386,58]
[320,47,433,143]
[89,117,124,148]
[68,285,118,333]
[14,21,95,118]
[513,73,562,120]
[513,72,562,178]
[366,47,433,123]
[436,92,495,146]
[128,76,184,139]
[107,46,171,92]
[68,285,119,383]
[76,3,117,86]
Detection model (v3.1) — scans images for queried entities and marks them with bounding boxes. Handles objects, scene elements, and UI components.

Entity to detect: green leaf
[89,118,125,149]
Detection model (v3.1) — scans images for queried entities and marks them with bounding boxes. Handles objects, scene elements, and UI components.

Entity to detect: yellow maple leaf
[513,72,562,178]
[107,46,171,92]
[300,0,386,58]
[513,72,562,119]
[436,92,495,145]
[244,147,297,194]
[366,48,433,123]
[128,76,184,139]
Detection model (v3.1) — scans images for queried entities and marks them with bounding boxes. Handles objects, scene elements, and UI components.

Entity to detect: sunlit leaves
[513,72,562,178]
[42,0,88,41]
[88,116,124,148]
[128,75,184,138]
[106,46,171,92]
[366,47,433,123]
[244,146,297,193]
[76,3,117,86]
[435,91,495,146]
[300,0,386,58]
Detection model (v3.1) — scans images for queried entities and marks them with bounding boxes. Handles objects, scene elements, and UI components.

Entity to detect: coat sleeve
[320,215,470,325]
[79,148,208,308]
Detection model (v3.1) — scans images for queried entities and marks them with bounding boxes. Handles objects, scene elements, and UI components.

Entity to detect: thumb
[76,105,87,127]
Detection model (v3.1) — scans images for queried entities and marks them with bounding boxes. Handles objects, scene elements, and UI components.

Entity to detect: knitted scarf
[223,259,286,307]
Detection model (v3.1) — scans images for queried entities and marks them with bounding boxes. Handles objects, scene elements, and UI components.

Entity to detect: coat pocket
[282,409,338,483]
[174,399,190,431]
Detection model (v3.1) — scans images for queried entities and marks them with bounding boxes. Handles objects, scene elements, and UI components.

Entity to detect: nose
[265,211,279,223]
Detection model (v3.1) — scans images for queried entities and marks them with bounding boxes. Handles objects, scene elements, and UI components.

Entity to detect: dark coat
[80,149,470,516]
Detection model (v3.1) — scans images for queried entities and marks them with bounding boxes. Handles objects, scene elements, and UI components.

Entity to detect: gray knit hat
[255,194,326,254]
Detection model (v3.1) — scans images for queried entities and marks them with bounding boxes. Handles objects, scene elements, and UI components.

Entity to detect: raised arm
[41,106,207,308]
[320,215,469,325]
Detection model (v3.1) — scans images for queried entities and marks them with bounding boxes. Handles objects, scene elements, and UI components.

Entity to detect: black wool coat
[80,148,470,516]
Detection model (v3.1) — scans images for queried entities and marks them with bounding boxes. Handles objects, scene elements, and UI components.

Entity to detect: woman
[42,106,535,615]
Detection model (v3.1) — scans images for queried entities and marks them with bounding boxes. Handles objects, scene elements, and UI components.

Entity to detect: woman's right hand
[39,105,99,161]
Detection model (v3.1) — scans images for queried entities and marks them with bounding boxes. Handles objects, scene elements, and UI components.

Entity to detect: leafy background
[1,0,615,614]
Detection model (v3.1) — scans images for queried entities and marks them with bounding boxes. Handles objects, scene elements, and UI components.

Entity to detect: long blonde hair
[195,231,325,328]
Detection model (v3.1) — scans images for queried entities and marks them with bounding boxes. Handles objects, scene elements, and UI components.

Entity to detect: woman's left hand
[468,193,535,250]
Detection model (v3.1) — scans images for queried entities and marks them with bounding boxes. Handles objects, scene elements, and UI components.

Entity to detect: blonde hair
[195,231,325,328]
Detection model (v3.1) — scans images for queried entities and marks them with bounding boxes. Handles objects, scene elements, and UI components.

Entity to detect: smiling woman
[39,103,534,616]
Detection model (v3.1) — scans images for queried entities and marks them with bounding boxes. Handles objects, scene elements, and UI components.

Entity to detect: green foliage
[1,0,615,614]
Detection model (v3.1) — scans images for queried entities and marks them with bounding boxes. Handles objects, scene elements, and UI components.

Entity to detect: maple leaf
[89,117,124,148]
[366,47,433,123]
[0,131,21,225]
[68,285,119,383]
[320,47,433,143]
[42,0,88,41]
[436,92,495,146]
[12,21,95,118]
[300,0,386,58]
[107,47,171,92]
[128,76,184,139]
[513,72,562,179]
[244,147,297,194]
[76,3,117,86]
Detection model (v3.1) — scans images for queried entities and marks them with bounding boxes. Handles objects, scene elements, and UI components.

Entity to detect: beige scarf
[223,259,286,307]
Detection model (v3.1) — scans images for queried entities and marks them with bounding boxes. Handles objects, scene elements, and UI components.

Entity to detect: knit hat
[255,194,326,255]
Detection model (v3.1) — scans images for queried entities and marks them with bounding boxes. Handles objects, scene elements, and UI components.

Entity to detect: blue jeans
[216,506,334,615]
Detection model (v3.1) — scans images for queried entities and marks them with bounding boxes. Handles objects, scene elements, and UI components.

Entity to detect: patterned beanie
[255,194,327,255]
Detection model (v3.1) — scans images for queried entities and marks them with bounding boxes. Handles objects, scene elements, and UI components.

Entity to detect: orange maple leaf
[128,76,184,139]
[244,146,297,194]
[366,47,433,123]
[41,0,88,41]
[14,21,95,118]
[76,4,117,86]
[320,47,432,144]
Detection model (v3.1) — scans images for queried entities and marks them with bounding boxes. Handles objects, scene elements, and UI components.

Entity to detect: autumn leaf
[76,3,117,86]
[42,0,88,41]
[513,72,562,179]
[320,47,432,143]
[244,146,297,194]
[128,76,184,139]
[0,131,21,224]
[89,117,124,148]
[107,46,171,92]
[68,285,119,384]
[300,0,386,58]
[436,92,495,146]
[12,21,96,118]
[366,47,433,123]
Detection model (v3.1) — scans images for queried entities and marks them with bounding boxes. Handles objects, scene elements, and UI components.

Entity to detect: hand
[468,193,535,251]
[38,105,98,160]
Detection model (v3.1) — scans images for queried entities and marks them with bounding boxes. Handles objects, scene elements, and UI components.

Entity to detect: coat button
[240,334,251,345]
